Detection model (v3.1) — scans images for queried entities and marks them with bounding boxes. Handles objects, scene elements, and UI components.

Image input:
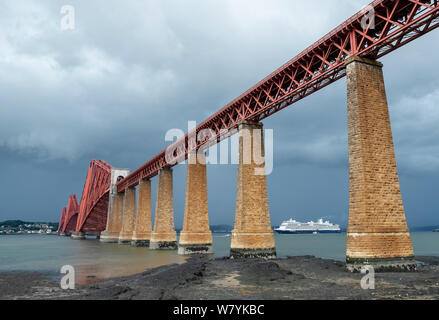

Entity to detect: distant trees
[0,220,26,228]
[0,220,58,229]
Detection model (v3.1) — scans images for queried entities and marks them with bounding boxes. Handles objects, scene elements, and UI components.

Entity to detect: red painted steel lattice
[117,0,439,192]
[57,207,66,232]
[61,194,79,233]
[75,160,112,233]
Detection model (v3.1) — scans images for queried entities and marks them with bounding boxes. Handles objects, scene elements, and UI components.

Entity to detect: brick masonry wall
[118,187,136,241]
[101,168,130,240]
[231,121,275,250]
[109,192,124,235]
[345,57,414,260]
[132,178,152,241]
[151,168,177,243]
[179,152,212,245]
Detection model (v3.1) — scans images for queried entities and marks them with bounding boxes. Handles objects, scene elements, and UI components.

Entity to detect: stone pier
[132,179,153,247]
[101,193,124,242]
[71,232,85,240]
[101,168,130,243]
[345,56,415,272]
[230,121,276,259]
[150,168,177,250]
[178,152,213,255]
[118,187,136,244]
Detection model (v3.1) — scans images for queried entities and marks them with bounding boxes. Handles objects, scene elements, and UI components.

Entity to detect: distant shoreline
[3,229,439,236]
[0,233,58,236]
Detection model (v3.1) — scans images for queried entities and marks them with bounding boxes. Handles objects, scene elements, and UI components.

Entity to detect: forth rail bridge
[57,0,439,272]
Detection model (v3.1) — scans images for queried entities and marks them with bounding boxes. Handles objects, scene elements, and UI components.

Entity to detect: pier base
[230,247,276,260]
[346,257,417,273]
[178,243,213,255]
[101,169,130,243]
[150,240,178,250]
[345,57,415,272]
[150,168,177,250]
[101,193,124,243]
[131,239,150,247]
[230,121,276,259]
[100,235,119,243]
[118,239,132,245]
[118,187,136,245]
[131,179,152,247]
[178,152,213,255]
[71,232,86,240]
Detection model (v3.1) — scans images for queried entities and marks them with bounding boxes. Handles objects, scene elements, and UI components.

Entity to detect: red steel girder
[63,213,78,234]
[62,194,79,233]
[57,207,66,232]
[117,0,439,192]
[80,191,110,233]
[75,160,112,233]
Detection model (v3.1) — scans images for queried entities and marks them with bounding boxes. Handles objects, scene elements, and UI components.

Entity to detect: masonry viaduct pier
[58,0,439,272]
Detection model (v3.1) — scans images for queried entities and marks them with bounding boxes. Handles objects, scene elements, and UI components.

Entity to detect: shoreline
[1,255,438,300]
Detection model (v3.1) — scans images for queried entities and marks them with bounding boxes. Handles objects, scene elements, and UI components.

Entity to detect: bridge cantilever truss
[57,207,66,233]
[75,160,112,233]
[60,194,79,234]
[117,0,439,192]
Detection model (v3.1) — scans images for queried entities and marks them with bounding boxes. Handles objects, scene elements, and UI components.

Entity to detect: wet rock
[2,255,439,300]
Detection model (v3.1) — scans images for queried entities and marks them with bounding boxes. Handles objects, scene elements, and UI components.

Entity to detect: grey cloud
[391,88,439,173]
[0,0,370,162]
[0,0,438,228]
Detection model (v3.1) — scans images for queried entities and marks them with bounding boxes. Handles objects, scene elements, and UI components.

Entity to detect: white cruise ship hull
[275,229,341,234]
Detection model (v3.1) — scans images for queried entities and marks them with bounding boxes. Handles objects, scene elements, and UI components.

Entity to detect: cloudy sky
[1,0,439,228]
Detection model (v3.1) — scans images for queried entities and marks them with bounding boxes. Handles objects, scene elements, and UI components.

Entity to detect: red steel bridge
[60,0,439,235]
[59,160,112,235]
[57,194,79,234]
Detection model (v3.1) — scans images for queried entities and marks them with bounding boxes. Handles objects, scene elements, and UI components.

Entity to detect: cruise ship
[275,218,341,234]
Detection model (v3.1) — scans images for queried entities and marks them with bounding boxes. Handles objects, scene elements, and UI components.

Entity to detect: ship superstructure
[275,218,341,234]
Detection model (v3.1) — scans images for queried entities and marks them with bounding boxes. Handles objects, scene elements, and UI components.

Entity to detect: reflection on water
[0,232,438,284]
[0,235,188,285]
[70,241,189,285]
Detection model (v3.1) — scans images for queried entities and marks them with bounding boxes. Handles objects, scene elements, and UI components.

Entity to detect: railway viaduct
[58,0,439,272]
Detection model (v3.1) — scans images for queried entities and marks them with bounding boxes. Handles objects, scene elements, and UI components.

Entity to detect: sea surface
[0,232,438,284]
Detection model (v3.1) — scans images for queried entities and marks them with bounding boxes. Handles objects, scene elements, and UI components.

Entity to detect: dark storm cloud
[0,0,438,228]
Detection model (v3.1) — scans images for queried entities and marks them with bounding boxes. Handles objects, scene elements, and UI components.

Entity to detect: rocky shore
[1,255,438,300]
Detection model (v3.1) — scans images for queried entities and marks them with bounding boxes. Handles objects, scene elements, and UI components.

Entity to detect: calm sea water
[0,232,438,284]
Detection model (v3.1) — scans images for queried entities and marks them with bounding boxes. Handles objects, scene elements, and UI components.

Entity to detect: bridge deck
[117,0,439,192]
